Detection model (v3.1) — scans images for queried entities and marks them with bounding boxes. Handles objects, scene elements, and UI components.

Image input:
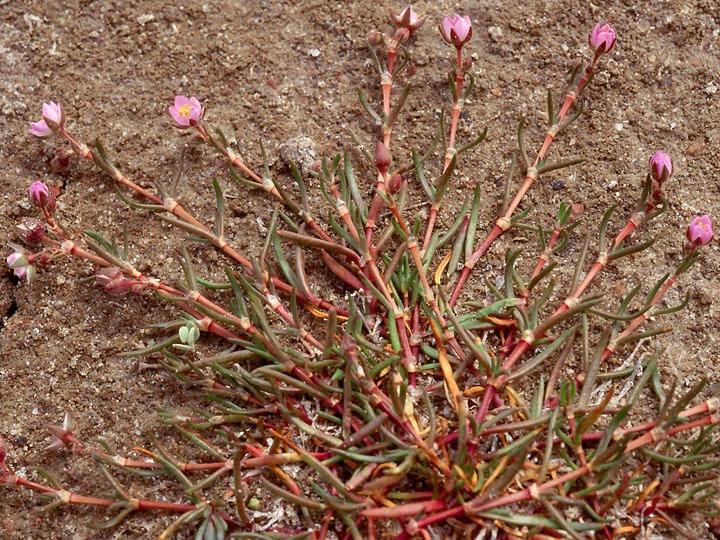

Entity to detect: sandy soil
[1,0,719,538]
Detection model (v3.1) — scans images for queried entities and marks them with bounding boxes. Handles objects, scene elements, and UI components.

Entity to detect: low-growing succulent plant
[3,6,718,539]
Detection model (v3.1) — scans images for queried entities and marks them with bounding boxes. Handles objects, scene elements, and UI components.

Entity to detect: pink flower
[7,251,25,274]
[687,215,714,246]
[648,151,673,183]
[439,14,473,48]
[29,101,64,138]
[28,180,51,208]
[589,23,616,56]
[168,95,204,128]
[7,248,35,282]
[393,6,426,33]
[42,101,64,125]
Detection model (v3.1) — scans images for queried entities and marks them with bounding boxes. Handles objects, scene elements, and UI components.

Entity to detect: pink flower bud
[388,174,403,195]
[393,27,410,44]
[588,23,616,56]
[439,14,472,48]
[367,30,383,46]
[392,6,426,33]
[686,215,714,246]
[28,181,56,215]
[95,267,142,295]
[168,95,205,128]
[16,218,46,244]
[28,181,49,205]
[648,151,673,183]
[374,141,391,173]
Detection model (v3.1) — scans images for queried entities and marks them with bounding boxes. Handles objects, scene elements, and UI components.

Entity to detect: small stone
[488,26,503,42]
[308,48,321,57]
[136,13,155,25]
[280,136,318,174]
[686,143,703,156]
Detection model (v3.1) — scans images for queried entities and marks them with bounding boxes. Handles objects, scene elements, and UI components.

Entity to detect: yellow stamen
[178,104,192,118]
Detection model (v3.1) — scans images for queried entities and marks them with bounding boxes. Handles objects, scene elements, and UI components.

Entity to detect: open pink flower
[687,215,714,246]
[393,6,426,33]
[29,101,64,137]
[649,151,673,183]
[439,14,472,48]
[589,23,616,56]
[168,95,204,128]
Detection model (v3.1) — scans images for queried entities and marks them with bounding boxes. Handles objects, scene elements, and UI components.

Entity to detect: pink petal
[174,95,190,108]
[441,16,453,41]
[29,119,52,138]
[42,101,62,124]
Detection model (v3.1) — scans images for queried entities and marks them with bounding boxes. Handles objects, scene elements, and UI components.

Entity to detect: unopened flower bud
[588,23,616,56]
[16,218,46,244]
[393,27,410,44]
[648,151,673,183]
[686,215,714,246]
[388,174,403,195]
[374,141,391,173]
[95,267,141,296]
[28,181,56,215]
[439,14,473,48]
[392,6,426,33]
[51,146,74,173]
[367,30,383,46]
